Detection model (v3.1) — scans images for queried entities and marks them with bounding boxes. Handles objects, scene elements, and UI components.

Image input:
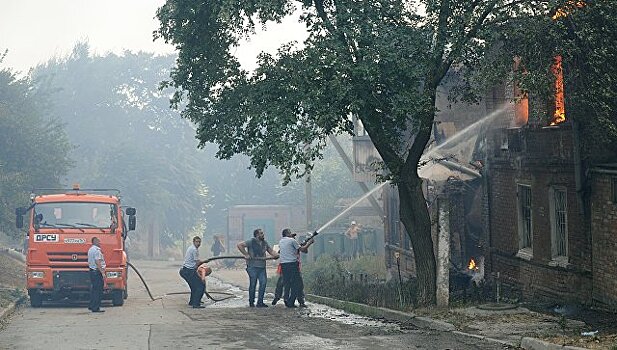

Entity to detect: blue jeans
[246,266,267,305]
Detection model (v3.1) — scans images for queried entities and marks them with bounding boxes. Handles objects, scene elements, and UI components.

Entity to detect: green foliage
[477,0,617,162]
[0,68,72,238]
[303,255,416,310]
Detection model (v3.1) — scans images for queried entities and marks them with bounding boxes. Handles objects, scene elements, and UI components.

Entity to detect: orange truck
[15,185,136,307]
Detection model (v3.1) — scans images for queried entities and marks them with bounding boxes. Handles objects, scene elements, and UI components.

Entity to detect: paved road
[0,260,510,349]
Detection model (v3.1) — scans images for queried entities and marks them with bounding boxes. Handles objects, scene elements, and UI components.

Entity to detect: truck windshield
[33,202,117,230]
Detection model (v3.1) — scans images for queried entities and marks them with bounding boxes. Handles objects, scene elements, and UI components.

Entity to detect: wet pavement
[0,260,513,349]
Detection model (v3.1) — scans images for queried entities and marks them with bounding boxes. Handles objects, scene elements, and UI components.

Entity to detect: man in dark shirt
[237,229,278,307]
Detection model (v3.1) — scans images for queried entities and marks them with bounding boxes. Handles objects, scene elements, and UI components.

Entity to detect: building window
[403,229,411,250]
[517,184,533,252]
[612,177,617,203]
[387,186,401,246]
[549,187,568,259]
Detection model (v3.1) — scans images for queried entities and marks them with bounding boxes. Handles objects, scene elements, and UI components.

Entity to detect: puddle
[203,276,402,332]
[301,304,402,331]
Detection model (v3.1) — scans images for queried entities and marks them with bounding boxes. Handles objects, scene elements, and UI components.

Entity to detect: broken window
[549,187,568,259]
[517,184,533,251]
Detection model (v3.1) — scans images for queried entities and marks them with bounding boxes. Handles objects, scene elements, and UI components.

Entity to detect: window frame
[549,186,568,261]
[516,183,533,259]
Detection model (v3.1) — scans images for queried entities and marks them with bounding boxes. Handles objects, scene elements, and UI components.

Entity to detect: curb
[0,295,26,323]
[452,331,518,348]
[520,337,588,350]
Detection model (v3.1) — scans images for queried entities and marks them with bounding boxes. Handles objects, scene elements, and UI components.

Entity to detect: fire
[550,55,566,126]
[468,258,477,271]
[552,1,586,20]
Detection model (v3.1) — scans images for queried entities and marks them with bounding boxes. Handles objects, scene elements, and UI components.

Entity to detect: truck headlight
[106,271,121,278]
[30,271,45,278]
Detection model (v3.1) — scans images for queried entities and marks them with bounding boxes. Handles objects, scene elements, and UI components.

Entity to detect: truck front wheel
[28,290,43,308]
[112,290,124,306]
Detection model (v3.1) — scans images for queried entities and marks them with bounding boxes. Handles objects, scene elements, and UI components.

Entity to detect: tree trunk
[398,174,437,306]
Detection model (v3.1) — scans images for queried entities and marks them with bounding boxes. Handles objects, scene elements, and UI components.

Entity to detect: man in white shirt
[278,228,313,308]
[87,237,106,313]
[180,236,207,308]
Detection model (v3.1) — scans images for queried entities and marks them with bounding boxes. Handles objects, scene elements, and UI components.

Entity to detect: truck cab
[15,186,136,307]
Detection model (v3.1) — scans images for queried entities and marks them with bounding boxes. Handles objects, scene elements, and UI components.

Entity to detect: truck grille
[47,252,88,268]
[53,271,91,290]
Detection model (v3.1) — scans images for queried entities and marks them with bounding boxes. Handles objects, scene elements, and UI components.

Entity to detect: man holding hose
[180,236,207,308]
[278,228,314,308]
[237,228,279,307]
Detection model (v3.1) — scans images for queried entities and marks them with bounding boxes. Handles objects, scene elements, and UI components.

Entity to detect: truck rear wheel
[112,290,124,306]
[29,290,43,308]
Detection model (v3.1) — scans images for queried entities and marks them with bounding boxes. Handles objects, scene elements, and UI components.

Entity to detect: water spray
[423,105,508,160]
[310,182,389,241]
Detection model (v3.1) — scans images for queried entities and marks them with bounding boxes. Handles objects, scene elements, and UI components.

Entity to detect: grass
[0,288,24,309]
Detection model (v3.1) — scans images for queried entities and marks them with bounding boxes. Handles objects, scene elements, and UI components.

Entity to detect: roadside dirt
[0,252,25,309]
[413,303,617,349]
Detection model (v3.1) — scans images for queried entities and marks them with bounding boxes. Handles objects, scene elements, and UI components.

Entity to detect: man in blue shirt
[180,236,207,308]
[237,229,279,307]
[87,237,106,313]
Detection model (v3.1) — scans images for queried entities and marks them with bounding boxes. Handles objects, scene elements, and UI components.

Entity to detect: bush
[303,255,417,311]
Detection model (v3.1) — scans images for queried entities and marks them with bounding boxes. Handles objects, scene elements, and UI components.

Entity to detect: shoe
[92,309,105,313]
[299,303,307,308]
[249,303,255,308]
[256,303,268,308]
[271,298,279,306]
[192,305,205,309]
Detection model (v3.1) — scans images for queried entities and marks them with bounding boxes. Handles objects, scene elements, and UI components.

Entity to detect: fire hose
[127,255,278,303]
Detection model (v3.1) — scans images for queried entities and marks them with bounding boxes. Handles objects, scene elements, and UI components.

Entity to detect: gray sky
[0,0,306,74]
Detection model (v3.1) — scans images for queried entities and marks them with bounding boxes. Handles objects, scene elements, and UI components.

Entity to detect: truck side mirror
[15,207,25,229]
[128,216,136,231]
[125,207,136,231]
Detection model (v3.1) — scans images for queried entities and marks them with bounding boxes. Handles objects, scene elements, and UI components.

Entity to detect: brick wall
[487,125,592,303]
[590,171,617,307]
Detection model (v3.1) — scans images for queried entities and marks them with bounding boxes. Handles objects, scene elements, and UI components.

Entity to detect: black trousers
[281,262,302,306]
[89,269,104,311]
[275,272,305,304]
[180,267,205,306]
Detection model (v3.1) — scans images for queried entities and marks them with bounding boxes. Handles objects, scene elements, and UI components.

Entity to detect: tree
[30,45,211,249]
[0,66,72,238]
[155,0,543,304]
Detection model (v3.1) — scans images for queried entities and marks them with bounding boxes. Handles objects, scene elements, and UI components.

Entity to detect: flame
[513,57,529,126]
[468,258,477,271]
[552,1,586,20]
[550,55,566,126]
